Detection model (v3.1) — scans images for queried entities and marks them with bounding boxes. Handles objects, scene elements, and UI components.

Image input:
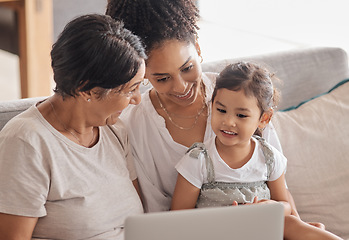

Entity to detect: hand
[231,197,259,206]
[231,197,277,206]
[247,197,277,205]
[307,222,326,230]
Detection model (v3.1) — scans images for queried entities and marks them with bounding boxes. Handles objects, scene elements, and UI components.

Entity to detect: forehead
[214,88,259,108]
[146,39,197,71]
[122,61,146,88]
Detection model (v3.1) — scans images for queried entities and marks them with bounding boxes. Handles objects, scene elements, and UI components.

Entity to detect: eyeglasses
[115,87,139,98]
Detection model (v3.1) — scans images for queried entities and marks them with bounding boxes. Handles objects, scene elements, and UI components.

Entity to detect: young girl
[171,62,343,240]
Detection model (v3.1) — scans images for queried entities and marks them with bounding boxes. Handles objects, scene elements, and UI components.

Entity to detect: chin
[106,115,120,125]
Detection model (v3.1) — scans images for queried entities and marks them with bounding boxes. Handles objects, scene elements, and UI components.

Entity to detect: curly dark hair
[106,0,200,52]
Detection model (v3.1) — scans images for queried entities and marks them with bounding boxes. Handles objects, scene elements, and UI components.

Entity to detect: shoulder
[186,142,209,159]
[253,136,287,170]
[107,119,131,150]
[0,106,47,140]
[253,135,276,152]
[109,119,127,136]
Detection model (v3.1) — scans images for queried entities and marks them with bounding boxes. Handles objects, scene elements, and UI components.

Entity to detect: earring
[143,78,150,86]
[87,98,91,102]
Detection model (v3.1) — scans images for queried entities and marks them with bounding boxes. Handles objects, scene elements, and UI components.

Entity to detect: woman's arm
[0,213,38,240]
[171,174,201,210]
[267,173,292,216]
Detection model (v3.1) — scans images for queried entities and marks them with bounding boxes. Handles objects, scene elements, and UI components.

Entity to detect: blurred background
[0,0,348,101]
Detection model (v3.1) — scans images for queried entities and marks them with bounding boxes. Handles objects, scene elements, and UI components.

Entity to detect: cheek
[193,66,202,80]
[183,67,202,83]
[210,113,220,129]
[107,96,131,113]
[117,98,131,111]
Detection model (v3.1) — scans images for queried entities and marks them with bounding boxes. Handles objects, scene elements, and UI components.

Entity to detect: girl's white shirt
[120,72,282,212]
[175,135,287,189]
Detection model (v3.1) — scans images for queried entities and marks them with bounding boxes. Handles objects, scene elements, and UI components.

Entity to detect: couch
[1,47,348,238]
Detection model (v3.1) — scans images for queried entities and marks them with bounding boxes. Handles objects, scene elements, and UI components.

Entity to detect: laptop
[125,203,284,240]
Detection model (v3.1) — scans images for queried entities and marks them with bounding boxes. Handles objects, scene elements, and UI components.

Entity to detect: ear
[258,108,274,129]
[79,89,94,103]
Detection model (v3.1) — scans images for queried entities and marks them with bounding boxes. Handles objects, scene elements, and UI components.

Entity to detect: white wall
[197,0,349,62]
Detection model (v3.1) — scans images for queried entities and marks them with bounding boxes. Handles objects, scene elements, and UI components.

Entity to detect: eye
[181,64,194,73]
[129,84,140,94]
[237,114,247,118]
[216,108,226,113]
[128,88,136,94]
[157,76,171,82]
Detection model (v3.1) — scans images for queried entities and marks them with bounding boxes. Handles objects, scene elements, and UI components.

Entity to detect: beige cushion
[272,80,349,239]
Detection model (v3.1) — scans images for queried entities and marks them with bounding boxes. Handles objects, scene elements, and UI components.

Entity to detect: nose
[172,75,188,93]
[130,88,141,105]
[224,115,237,127]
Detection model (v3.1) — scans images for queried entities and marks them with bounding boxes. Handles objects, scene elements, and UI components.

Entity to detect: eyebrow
[129,80,142,88]
[215,101,226,108]
[151,56,192,76]
[215,101,251,112]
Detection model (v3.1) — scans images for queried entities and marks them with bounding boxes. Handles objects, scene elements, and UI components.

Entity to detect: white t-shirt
[0,104,143,240]
[176,136,287,189]
[121,72,282,212]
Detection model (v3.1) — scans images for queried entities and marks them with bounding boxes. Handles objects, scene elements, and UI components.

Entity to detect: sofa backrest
[0,97,46,130]
[1,47,348,131]
[202,47,349,110]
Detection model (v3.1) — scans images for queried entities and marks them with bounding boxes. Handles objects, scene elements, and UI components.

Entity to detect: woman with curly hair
[106,0,283,213]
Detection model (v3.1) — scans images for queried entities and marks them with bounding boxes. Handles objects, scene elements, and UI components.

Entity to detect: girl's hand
[231,197,279,206]
[232,197,276,206]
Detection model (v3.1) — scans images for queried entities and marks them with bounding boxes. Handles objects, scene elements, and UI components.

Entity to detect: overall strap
[254,135,274,180]
[187,142,215,183]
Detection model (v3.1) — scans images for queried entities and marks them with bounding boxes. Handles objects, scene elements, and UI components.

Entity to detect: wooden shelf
[0,0,53,98]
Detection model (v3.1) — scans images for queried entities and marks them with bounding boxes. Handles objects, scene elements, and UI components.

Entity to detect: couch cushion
[272,79,349,239]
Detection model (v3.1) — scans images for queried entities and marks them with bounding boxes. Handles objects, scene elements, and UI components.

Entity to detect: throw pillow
[272,79,349,239]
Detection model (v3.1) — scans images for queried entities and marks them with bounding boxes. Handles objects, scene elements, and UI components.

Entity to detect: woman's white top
[0,104,143,240]
[121,72,282,212]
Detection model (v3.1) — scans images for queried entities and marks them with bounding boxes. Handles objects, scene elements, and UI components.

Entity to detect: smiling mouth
[221,130,237,135]
[173,86,193,99]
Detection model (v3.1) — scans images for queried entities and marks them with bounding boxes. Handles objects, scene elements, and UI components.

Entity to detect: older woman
[0,14,146,239]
